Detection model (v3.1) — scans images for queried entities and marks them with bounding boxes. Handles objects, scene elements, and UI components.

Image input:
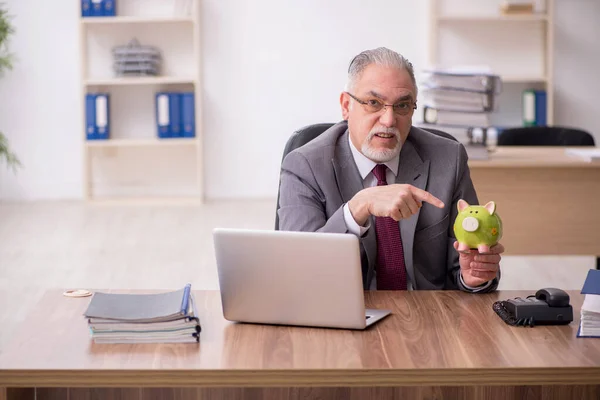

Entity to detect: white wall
[553,0,600,138]
[202,0,429,199]
[0,0,81,200]
[0,0,598,201]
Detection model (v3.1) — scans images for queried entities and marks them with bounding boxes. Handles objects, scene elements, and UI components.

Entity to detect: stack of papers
[564,149,600,163]
[578,269,600,338]
[83,284,200,344]
[419,67,502,132]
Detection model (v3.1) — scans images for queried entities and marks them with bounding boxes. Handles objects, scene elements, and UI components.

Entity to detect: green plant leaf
[0,3,19,173]
[0,2,15,76]
[0,132,22,173]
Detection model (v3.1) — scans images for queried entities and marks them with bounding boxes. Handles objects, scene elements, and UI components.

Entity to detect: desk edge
[1,367,600,387]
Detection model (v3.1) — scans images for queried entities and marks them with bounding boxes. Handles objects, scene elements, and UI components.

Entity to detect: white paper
[582,294,600,313]
[565,149,600,162]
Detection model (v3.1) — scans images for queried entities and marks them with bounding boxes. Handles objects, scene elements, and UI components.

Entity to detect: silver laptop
[212,228,391,330]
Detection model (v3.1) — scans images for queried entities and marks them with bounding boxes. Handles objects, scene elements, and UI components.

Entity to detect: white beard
[361,127,402,162]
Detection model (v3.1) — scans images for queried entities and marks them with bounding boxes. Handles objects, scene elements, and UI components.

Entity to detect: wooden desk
[468,147,600,261]
[1,289,600,400]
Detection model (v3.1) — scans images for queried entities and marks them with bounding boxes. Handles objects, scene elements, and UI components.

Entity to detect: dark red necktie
[372,164,408,290]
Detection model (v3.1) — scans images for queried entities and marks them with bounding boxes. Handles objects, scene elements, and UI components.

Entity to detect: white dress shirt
[342,134,490,292]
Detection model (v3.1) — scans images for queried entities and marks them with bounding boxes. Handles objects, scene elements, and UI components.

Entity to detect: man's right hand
[347,184,445,226]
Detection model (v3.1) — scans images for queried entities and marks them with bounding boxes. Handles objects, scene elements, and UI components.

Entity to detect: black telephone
[492,288,573,327]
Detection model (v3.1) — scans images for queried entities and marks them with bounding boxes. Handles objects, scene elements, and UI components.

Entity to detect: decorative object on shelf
[85,93,110,140]
[0,2,21,173]
[500,1,534,15]
[82,0,116,17]
[156,92,195,139]
[112,38,162,77]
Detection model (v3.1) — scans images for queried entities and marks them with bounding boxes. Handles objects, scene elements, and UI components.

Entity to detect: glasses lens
[365,100,384,113]
[393,103,414,116]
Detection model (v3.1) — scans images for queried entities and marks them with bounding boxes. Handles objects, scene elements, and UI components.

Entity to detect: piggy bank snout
[461,216,479,232]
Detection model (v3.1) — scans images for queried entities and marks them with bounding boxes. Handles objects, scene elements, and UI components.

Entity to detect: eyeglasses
[345,92,417,116]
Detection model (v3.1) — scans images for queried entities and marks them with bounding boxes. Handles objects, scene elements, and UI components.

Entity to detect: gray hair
[345,47,417,95]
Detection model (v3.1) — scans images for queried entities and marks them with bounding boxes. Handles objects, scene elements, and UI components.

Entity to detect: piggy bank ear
[484,201,496,215]
[457,199,469,212]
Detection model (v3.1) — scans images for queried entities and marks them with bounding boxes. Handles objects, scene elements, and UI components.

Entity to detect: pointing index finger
[410,187,445,209]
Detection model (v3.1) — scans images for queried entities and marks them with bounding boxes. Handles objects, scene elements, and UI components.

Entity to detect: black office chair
[274,123,457,230]
[418,127,458,143]
[497,126,595,146]
[274,123,335,230]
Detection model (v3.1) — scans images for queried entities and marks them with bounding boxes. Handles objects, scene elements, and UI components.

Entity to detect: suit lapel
[395,138,430,289]
[332,130,377,286]
[332,130,364,205]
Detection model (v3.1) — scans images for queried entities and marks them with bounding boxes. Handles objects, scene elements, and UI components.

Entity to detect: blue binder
[169,93,182,138]
[577,269,600,338]
[102,0,116,16]
[94,93,110,140]
[582,269,600,294]
[85,94,97,140]
[91,0,103,16]
[181,92,195,138]
[156,92,172,138]
[534,90,547,126]
[81,0,92,17]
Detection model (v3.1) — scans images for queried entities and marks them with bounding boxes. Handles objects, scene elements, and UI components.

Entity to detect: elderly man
[277,47,503,292]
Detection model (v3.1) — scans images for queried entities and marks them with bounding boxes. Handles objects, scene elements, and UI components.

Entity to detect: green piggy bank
[453,199,502,253]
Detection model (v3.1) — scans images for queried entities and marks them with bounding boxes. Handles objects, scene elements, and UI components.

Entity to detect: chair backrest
[279,123,336,163]
[275,123,335,230]
[420,127,458,142]
[497,126,595,146]
[274,124,457,230]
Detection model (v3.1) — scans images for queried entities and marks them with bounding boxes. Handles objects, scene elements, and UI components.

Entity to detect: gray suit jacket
[277,121,499,292]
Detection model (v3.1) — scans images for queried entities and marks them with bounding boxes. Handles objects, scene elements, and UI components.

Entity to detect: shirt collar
[348,133,399,180]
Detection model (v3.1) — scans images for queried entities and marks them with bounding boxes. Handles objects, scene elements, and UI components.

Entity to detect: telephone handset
[534,287,571,307]
[493,287,573,327]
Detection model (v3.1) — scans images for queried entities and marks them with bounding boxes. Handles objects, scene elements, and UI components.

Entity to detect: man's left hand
[454,242,505,288]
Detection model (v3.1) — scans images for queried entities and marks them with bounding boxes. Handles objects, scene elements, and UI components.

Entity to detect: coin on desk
[63,289,92,298]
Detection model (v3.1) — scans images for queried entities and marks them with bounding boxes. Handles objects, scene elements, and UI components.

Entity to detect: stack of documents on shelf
[421,87,495,113]
[577,269,600,338]
[112,38,162,77]
[83,284,200,344]
[564,149,600,163]
[419,67,502,145]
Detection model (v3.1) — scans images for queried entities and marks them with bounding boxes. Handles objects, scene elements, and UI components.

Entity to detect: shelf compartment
[86,138,198,148]
[82,16,194,25]
[85,77,197,86]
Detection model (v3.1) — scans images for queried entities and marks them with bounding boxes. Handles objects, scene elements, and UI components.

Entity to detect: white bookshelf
[85,77,198,86]
[502,75,548,83]
[79,0,203,204]
[81,16,195,25]
[428,0,554,127]
[437,14,548,22]
[85,137,198,148]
